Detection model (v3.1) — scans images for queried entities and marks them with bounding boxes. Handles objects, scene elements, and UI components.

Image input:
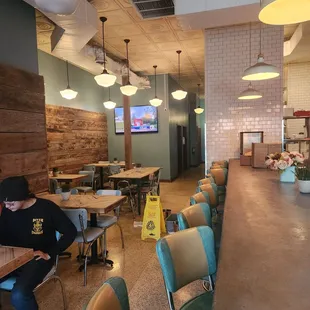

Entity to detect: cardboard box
[240,155,252,166]
[283,108,294,117]
[252,143,282,168]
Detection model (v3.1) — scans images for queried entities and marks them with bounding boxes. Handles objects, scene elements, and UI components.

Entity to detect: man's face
[3,201,25,212]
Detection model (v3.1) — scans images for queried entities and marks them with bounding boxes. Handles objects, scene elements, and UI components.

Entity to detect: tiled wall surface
[286,63,310,154]
[205,23,283,167]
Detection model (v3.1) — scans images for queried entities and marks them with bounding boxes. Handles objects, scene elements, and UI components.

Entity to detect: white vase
[61,192,71,201]
[297,180,310,194]
[280,166,296,183]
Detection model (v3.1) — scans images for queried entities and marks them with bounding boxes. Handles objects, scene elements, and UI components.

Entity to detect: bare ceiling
[36,0,205,94]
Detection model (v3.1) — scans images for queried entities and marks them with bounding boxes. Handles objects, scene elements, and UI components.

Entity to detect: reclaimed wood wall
[0,63,48,193]
[46,105,108,173]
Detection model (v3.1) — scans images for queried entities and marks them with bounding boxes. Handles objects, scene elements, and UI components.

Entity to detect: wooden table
[0,246,33,279]
[214,160,310,310]
[109,167,161,215]
[40,194,126,264]
[85,162,132,188]
[49,174,87,183]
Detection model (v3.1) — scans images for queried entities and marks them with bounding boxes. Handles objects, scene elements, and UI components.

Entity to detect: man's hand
[34,250,50,261]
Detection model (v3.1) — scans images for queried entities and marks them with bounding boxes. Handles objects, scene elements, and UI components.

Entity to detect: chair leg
[53,276,68,310]
[83,243,92,286]
[102,230,107,264]
[117,222,125,249]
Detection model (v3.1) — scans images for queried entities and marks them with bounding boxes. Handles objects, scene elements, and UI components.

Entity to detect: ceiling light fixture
[60,61,78,100]
[149,65,163,107]
[242,21,279,81]
[94,17,117,88]
[259,0,310,25]
[238,83,263,100]
[239,23,262,100]
[194,83,204,114]
[172,50,187,100]
[103,87,116,109]
[120,39,138,97]
[34,0,78,15]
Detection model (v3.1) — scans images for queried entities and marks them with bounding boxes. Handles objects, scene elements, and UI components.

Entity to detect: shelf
[284,139,310,143]
[283,116,310,120]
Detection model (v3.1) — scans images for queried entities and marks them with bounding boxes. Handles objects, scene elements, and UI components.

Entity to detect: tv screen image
[115,105,158,134]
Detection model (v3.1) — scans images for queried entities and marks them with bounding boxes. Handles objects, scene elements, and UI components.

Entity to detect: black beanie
[0,176,30,202]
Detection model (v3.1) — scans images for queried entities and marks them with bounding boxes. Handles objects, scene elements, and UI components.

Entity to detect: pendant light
[242,22,279,81]
[149,65,163,107]
[194,84,204,114]
[259,0,310,25]
[94,17,117,88]
[103,87,116,109]
[120,39,138,96]
[239,24,262,100]
[60,61,78,100]
[171,50,187,100]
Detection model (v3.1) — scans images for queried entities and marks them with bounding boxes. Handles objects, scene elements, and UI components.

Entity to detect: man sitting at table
[0,176,77,310]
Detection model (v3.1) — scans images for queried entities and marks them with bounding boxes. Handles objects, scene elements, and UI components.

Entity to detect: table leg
[137,180,142,216]
[100,167,104,189]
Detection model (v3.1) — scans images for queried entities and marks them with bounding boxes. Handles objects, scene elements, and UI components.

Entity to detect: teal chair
[195,183,219,211]
[212,160,228,168]
[156,226,216,310]
[190,191,210,205]
[210,168,228,202]
[177,203,212,230]
[84,277,129,310]
[198,177,215,186]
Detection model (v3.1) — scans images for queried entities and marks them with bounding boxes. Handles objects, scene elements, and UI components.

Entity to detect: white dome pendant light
[239,23,262,100]
[60,61,78,100]
[171,50,187,100]
[103,87,116,109]
[194,84,204,114]
[120,39,138,96]
[149,65,163,107]
[259,0,310,26]
[94,17,117,88]
[242,22,279,81]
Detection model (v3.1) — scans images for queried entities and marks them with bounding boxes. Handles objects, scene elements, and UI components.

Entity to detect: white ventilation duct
[284,24,303,57]
[23,0,150,88]
[34,0,79,15]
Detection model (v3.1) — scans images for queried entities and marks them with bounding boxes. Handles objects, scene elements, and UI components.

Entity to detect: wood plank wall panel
[46,105,108,173]
[0,64,48,193]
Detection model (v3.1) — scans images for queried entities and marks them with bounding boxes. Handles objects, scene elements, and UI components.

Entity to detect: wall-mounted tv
[114,105,158,134]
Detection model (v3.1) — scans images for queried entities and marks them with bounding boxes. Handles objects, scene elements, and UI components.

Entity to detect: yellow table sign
[141,195,166,241]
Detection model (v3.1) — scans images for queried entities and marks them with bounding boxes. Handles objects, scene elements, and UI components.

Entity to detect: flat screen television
[114,105,158,134]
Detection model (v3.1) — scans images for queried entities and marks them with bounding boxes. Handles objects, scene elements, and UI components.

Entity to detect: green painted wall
[0,0,38,74]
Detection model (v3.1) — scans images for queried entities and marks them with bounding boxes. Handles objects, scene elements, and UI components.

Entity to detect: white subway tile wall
[286,63,310,154]
[205,23,283,167]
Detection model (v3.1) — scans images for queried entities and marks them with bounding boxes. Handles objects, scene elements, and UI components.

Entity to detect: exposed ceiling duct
[33,0,79,15]
[23,0,150,88]
[130,0,175,19]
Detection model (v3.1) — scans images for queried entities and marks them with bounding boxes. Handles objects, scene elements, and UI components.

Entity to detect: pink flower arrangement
[265,151,304,171]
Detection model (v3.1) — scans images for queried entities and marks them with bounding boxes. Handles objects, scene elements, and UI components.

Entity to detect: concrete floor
[2,166,209,310]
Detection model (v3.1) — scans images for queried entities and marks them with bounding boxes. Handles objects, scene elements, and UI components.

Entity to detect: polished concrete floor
[2,166,208,310]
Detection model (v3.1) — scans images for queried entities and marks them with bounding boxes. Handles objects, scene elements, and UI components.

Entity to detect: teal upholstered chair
[156,226,216,310]
[211,160,228,168]
[210,167,228,202]
[195,183,219,211]
[197,177,215,186]
[84,277,129,310]
[177,203,212,231]
[190,191,210,206]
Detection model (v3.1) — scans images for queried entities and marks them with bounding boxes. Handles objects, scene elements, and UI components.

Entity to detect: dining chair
[198,177,214,186]
[84,277,130,310]
[49,179,60,194]
[83,165,100,189]
[210,167,228,202]
[156,226,216,310]
[75,171,95,194]
[117,180,137,218]
[190,191,210,206]
[62,208,105,286]
[212,160,228,168]
[95,190,125,263]
[0,232,67,309]
[177,203,212,231]
[196,183,219,212]
[109,165,121,175]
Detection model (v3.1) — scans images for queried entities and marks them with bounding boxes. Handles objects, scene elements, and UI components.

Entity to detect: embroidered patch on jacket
[32,219,44,235]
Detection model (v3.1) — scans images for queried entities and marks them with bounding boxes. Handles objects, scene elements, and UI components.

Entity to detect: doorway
[177,125,188,176]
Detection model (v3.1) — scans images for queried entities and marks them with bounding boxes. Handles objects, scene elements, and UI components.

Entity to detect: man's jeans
[2,257,54,310]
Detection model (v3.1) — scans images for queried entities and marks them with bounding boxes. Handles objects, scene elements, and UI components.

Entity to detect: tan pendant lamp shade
[238,83,262,100]
[194,84,204,114]
[239,23,262,100]
[149,65,163,107]
[94,17,117,88]
[171,50,187,100]
[259,0,310,25]
[60,61,78,100]
[120,39,138,96]
[242,22,279,81]
[103,87,116,109]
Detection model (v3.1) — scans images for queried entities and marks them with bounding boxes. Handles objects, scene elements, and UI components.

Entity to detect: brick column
[205,23,283,167]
